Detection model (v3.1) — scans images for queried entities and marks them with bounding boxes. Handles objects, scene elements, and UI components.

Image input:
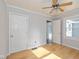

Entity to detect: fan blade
[52,0,58,5]
[60,2,72,6]
[59,8,64,12]
[42,6,52,9]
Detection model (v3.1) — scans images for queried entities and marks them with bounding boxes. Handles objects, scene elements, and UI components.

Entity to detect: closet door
[53,20,61,44]
[9,13,29,53]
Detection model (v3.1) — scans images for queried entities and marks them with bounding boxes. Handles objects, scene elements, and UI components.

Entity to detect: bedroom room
[0,0,79,59]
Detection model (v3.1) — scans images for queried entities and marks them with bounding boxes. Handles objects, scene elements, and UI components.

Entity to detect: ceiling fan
[42,0,73,13]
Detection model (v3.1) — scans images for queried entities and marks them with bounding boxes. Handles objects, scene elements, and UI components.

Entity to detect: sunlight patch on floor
[43,53,61,59]
[32,47,50,58]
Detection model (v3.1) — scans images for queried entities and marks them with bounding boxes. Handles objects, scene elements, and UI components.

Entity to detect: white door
[9,13,29,53]
[53,20,61,44]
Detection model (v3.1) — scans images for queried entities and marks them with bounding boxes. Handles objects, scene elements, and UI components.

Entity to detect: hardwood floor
[7,43,79,59]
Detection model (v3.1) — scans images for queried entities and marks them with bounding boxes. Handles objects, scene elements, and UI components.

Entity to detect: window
[72,21,79,37]
[66,20,72,37]
[66,19,79,37]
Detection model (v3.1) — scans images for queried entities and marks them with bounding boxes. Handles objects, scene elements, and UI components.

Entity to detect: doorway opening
[46,21,53,44]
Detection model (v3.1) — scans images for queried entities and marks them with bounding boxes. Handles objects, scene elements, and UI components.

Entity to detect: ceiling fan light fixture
[42,0,73,14]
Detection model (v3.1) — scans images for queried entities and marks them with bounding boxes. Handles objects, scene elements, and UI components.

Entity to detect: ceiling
[5,0,79,16]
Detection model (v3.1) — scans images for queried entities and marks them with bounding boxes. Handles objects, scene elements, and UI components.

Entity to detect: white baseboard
[63,43,79,50]
[0,55,5,59]
[53,42,79,50]
[0,53,11,59]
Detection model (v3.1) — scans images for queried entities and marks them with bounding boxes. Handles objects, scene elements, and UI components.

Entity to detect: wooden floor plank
[7,43,79,59]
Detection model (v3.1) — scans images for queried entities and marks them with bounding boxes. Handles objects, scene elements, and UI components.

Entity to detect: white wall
[53,8,79,50]
[28,13,51,48]
[62,16,79,50]
[8,6,51,49]
[0,0,9,58]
